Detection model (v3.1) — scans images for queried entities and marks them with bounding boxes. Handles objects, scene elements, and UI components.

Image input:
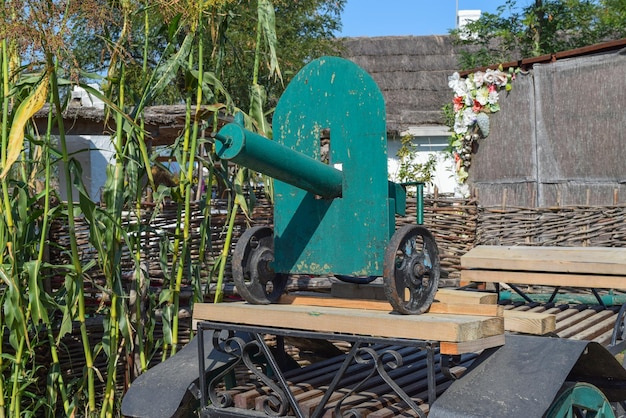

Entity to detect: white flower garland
[447,67,517,182]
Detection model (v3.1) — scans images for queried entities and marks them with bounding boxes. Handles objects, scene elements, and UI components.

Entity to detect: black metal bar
[310,341,363,418]
[253,333,305,418]
[507,283,535,303]
[197,321,433,349]
[197,326,208,413]
[547,286,561,303]
[610,303,626,352]
[427,346,437,406]
[591,288,607,308]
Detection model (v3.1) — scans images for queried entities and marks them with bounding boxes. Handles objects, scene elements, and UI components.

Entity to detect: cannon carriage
[213,56,439,315]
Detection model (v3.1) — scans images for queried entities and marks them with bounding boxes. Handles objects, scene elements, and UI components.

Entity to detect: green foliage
[0,0,347,415]
[69,0,346,107]
[395,135,438,187]
[451,0,626,69]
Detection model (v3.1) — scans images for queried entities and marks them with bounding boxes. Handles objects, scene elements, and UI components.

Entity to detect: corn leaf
[1,73,49,180]
[257,0,282,82]
[26,260,50,324]
[249,83,271,137]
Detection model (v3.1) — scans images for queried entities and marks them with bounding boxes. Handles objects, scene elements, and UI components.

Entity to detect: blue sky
[338,0,514,37]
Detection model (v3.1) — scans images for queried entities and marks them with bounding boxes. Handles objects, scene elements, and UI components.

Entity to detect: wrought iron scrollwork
[205,328,290,416]
[207,330,245,408]
[198,322,437,418]
[334,346,426,418]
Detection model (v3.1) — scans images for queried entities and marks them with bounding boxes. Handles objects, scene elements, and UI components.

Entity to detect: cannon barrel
[215,122,343,198]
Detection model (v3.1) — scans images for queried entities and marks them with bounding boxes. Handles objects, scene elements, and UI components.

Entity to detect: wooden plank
[461,245,626,276]
[569,314,617,341]
[557,310,615,339]
[555,310,597,334]
[502,310,556,335]
[439,334,505,355]
[279,294,390,310]
[461,269,626,289]
[278,294,503,317]
[429,302,502,317]
[331,282,387,300]
[329,283,499,305]
[193,302,504,343]
[433,288,498,305]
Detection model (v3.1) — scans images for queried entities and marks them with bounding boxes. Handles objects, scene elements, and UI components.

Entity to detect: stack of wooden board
[461,245,626,289]
[330,283,556,338]
[194,290,504,355]
[193,286,556,355]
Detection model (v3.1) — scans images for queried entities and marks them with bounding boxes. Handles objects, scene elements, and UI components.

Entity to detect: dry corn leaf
[0,73,49,180]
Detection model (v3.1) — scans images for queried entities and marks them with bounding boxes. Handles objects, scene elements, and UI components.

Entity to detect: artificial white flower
[484,69,508,87]
[475,86,490,106]
[473,71,485,87]
[487,90,499,105]
[448,72,468,97]
[448,72,461,89]
[462,107,476,126]
[454,112,468,134]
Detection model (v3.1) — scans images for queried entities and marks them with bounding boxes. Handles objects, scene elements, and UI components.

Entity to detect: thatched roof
[35,36,466,141]
[341,35,463,135]
[35,104,222,145]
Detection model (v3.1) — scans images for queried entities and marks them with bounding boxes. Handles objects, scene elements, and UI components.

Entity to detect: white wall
[58,135,114,202]
[59,128,462,202]
[387,126,460,195]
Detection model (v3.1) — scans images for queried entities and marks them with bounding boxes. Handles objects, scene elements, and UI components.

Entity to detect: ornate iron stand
[196,321,454,418]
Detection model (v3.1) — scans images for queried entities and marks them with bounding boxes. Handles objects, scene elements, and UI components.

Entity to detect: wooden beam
[434,288,498,305]
[193,302,504,343]
[278,294,503,317]
[502,310,556,335]
[461,269,626,289]
[330,282,387,300]
[461,245,626,276]
[440,334,506,355]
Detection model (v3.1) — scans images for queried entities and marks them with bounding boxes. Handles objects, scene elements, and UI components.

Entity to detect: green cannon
[214,56,440,314]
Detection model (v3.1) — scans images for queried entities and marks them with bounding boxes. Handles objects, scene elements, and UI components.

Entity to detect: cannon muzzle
[215,122,343,199]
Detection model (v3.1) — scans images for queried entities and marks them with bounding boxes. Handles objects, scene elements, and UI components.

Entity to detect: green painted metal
[215,122,343,198]
[500,290,626,306]
[416,183,424,225]
[215,56,405,277]
[545,382,615,417]
[272,56,392,276]
[402,182,424,225]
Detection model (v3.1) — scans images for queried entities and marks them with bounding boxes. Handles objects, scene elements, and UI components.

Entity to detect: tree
[451,0,626,70]
[69,0,346,107]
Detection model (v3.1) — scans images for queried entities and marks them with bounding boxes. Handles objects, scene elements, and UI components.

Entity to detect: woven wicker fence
[48,198,626,305]
[399,196,478,286]
[476,205,626,247]
[42,196,626,401]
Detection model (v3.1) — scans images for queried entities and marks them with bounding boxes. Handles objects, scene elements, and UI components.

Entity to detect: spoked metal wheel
[545,382,615,417]
[232,226,288,304]
[383,225,440,315]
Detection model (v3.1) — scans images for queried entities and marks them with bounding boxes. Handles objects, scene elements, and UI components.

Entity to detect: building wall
[468,50,626,207]
[57,135,114,202]
[387,128,459,195]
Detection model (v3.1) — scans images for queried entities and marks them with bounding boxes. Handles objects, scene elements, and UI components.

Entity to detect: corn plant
[0,0,285,415]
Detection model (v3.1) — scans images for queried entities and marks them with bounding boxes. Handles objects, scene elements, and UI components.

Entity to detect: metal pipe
[500,290,626,306]
[215,122,343,199]
[417,182,424,225]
